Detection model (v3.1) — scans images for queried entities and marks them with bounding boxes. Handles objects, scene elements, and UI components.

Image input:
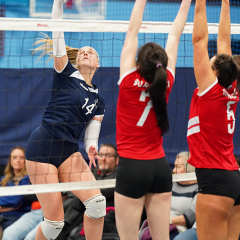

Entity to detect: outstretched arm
[52,0,68,71]
[217,0,232,55]
[120,0,147,78]
[165,0,191,73]
[192,0,215,93]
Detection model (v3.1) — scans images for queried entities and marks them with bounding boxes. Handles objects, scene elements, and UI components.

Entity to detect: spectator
[173,223,197,240]
[139,151,198,240]
[174,153,240,240]
[92,143,119,207]
[0,147,30,230]
[2,194,43,240]
[170,152,197,239]
[57,143,119,240]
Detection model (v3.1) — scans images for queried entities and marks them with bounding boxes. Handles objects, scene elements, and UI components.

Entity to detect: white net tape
[0,173,196,196]
[0,18,239,34]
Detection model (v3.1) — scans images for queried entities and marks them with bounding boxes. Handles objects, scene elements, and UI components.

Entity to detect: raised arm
[192,0,215,93]
[120,0,147,78]
[52,0,68,71]
[165,0,191,73]
[217,0,232,55]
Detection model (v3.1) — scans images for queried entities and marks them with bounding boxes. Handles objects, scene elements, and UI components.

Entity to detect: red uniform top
[116,67,174,160]
[187,79,239,170]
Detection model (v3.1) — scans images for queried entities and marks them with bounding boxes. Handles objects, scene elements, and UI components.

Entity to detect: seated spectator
[92,143,119,207]
[170,151,198,235]
[56,143,119,240]
[174,154,240,240]
[139,151,198,240]
[0,146,30,231]
[2,194,43,240]
[173,222,197,240]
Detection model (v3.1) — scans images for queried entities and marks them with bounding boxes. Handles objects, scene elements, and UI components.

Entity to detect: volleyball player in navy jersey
[114,0,191,239]
[24,0,106,239]
[188,0,240,239]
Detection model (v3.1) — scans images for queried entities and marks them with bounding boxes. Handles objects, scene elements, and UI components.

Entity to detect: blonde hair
[0,146,27,187]
[32,33,79,65]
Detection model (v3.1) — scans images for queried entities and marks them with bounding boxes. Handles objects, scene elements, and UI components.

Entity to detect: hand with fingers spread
[88,146,101,169]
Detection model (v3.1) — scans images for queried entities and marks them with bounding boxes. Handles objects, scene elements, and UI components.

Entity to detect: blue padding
[1,67,240,166]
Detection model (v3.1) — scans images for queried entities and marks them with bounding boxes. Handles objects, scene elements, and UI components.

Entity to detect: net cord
[0,173,196,196]
[0,18,239,34]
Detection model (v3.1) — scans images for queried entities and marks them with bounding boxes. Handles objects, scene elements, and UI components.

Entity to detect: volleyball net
[0,0,240,196]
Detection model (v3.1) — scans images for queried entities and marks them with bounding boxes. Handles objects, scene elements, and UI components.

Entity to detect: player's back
[116,67,174,160]
[187,80,239,170]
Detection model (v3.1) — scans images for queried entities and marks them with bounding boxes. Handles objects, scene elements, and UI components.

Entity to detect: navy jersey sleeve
[95,93,105,117]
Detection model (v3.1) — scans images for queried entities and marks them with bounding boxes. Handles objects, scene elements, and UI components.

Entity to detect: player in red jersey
[114,0,191,239]
[188,0,240,239]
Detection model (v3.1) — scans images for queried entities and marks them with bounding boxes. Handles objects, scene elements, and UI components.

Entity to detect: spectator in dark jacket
[0,147,31,230]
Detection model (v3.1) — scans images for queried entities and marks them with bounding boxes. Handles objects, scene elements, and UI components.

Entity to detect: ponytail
[137,42,169,135]
[32,33,79,65]
[148,66,169,135]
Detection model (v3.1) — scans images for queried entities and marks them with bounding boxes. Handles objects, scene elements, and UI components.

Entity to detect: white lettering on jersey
[82,98,99,115]
[82,98,89,109]
[222,89,238,99]
[133,79,169,89]
[137,91,152,127]
[167,80,170,88]
[133,79,149,89]
[86,104,95,115]
[143,82,149,88]
[139,91,150,101]
[227,101,235,134]
[93,99,99,110]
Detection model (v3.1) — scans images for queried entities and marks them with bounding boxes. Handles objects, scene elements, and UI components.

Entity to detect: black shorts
[196,168,240,205]
[25,125,79,168]
[115,156,172,199]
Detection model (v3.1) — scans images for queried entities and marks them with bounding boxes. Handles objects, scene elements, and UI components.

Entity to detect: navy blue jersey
[42,61,105,143]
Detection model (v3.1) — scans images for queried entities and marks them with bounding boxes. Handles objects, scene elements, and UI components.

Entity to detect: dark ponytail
[232,55,240,91]
[149,66,169,134]
[137,42,169,135]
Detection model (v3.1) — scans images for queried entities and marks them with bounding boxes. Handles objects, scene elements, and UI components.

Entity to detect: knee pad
[41,218,64,240]
[83,194,106,219]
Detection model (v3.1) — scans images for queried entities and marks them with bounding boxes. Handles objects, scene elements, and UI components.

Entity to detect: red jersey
[187,79,239,170]
[116,67,174,160]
